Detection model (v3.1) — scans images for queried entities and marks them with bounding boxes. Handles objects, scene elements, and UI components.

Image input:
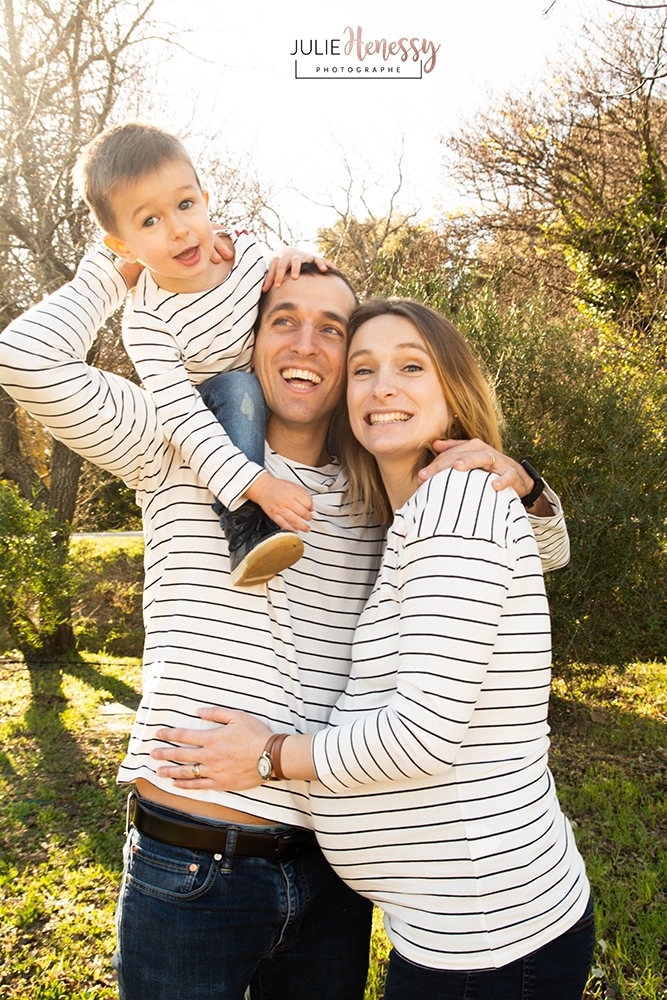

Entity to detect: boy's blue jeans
[113,801,373,1000]
[199,370,268,472]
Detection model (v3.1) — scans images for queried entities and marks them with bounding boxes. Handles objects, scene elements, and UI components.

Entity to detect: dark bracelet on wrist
[519,460,545,508]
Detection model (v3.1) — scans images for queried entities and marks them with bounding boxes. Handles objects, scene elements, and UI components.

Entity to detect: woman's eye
[352,366,373,376]
[404,363,423,373]
[142,215,158,228]
[179,199,194,210]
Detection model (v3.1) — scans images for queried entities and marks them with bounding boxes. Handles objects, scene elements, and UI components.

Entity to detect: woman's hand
[151,707,271,790]
[263,247,337,291]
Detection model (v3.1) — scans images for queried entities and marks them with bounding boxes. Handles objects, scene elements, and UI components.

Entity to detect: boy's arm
[123,308,266,512]
[0,253,164,489]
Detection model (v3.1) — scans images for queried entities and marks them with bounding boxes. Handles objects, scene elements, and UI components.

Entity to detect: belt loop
[125,791,135,836]
[220,827,237,873]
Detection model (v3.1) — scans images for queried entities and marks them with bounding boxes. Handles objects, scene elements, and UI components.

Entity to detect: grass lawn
[0,654,665,999]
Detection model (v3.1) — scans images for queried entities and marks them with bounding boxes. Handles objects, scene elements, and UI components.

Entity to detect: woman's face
[347,314,450,467]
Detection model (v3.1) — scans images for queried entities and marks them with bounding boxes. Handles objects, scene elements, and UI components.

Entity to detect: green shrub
[68,537,144,657]
[0,481,71,653]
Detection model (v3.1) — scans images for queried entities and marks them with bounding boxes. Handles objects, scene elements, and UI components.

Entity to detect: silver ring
[191,764,201,779]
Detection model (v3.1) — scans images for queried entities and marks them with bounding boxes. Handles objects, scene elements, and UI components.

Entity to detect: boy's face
[103,159,216,293]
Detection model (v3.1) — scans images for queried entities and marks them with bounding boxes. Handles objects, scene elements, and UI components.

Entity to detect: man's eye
[142,215,158,228]
[323,326,344,338]
[179,199,194,210]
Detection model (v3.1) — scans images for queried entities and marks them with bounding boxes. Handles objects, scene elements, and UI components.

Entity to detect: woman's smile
[347,314,450,476]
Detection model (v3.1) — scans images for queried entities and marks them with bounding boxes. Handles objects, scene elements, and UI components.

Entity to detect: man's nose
[291,321,318,355]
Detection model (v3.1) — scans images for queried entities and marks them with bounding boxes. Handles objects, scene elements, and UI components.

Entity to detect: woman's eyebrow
[348,341,429,362]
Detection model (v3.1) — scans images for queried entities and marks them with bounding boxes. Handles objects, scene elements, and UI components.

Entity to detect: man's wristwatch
[519,460,545,508]
[257,733,289,781]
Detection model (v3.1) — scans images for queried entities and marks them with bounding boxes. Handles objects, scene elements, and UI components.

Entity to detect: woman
[160,299,595,999]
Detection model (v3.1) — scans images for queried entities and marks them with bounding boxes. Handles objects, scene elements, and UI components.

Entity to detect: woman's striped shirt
[310,469,589,970]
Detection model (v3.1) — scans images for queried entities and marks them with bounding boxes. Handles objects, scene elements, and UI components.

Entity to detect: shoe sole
[232,533,305,587]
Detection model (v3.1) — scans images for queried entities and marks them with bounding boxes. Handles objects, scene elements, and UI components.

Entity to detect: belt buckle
[271,830,309,863]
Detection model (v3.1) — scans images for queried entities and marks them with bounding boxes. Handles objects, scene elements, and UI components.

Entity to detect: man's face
[253,274,357,439]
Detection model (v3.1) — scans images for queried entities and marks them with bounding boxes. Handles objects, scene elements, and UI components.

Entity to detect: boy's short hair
[73,122,200,233]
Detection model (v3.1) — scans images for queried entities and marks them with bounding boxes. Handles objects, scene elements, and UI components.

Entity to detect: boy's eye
[142,215,158,228]
[179,199,194,211]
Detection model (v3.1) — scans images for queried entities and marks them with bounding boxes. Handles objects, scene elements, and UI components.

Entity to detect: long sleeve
[311,471,550,792]
[0,253,163,489]
[312,532,513,790]
[527,482,570,572]
[123,305,264,511]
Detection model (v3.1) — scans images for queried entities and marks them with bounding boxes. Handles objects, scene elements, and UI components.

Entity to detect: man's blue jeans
[383,895,595,1000]
[112,805,373,1000]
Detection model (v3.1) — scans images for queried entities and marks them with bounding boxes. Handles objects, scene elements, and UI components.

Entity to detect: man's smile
[280,367,323,386]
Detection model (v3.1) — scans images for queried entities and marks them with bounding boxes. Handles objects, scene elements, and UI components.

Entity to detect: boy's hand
[263,248,337,291]
[245,472,314,533]
[210,228,235,264]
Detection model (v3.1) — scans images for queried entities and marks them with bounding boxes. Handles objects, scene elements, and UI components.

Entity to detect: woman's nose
[372,371,397,398]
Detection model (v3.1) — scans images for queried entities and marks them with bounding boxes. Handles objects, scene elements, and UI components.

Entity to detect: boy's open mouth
[174,246,201,264]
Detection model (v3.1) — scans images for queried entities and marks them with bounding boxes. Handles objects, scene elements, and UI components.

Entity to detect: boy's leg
[198,370,267,469]
[198,371,303,586]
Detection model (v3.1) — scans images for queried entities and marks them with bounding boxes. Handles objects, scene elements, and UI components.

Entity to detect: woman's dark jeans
[383,896,595,1000]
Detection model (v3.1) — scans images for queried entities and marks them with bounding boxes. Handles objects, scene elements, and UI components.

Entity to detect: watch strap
[519,460,545,508]
[262,733,289,781]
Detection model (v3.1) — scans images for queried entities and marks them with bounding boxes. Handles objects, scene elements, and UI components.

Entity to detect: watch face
[257,753,272,780]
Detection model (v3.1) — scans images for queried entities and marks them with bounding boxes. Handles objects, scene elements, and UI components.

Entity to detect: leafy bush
[0,481,71,653]
[382,272,667,665]
[68,537,144,658]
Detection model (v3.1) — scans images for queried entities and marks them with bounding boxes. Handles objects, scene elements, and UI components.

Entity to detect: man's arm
[0,253,164,488]
[419,438,570,572]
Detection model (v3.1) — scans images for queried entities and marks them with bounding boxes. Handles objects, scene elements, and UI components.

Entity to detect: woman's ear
[103,233,138,263]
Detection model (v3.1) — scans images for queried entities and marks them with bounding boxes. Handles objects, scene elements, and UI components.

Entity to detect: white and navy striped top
[0,253,570,834]
[310,469,588,970]
[123,229,267,508]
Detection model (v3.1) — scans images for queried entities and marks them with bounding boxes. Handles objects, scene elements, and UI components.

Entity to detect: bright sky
[148,0,612,246]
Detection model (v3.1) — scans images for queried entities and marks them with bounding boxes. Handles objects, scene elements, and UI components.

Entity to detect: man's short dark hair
[73,122,200,233]
[255,261,358,333]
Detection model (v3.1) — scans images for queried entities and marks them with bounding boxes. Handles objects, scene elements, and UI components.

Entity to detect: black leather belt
[128,794,316,864]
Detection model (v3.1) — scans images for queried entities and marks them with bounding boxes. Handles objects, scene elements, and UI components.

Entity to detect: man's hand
[263,248,337,291]
[152,707,271,790]
[210,229,235,264]
[419,439,553,515]
[245,472,314,533]
[113,258,144,290]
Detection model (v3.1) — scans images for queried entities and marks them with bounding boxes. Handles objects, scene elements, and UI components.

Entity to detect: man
[0,253,567,1000]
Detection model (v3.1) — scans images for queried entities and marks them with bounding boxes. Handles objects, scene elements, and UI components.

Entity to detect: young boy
[74,122,320,586]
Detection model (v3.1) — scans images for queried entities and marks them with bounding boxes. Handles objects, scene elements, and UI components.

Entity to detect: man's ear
[103,233,138,263]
